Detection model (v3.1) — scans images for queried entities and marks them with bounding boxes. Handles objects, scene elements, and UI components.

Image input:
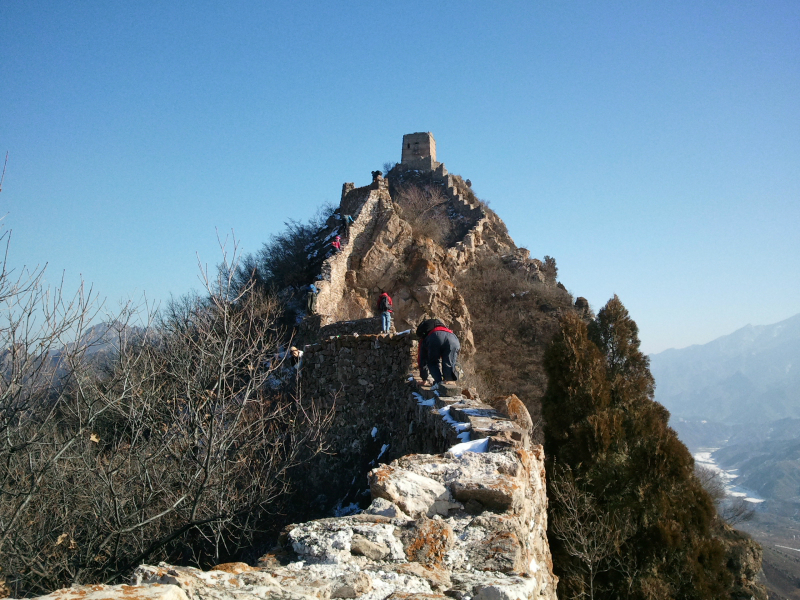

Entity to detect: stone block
[451,476,519,512]
[438,383,461,397]
[369,465,459,518]
[350,534,390,560]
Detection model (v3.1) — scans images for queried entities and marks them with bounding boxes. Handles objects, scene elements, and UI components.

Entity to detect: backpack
[379,294,393,312]
[416,318,444,339]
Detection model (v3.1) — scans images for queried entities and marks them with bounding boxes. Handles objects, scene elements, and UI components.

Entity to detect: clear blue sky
[2,1,798,353]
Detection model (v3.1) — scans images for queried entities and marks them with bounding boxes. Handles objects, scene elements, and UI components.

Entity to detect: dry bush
[549,468,634,600]
[0,238,332,596]
[695,465,756,526]
[393,184,452,245]
[456,254,574,441]
[231,204,336,296]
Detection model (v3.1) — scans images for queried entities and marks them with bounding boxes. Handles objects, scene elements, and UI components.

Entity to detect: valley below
[672,418,800,599]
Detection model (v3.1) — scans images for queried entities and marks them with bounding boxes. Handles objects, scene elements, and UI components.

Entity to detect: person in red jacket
[416,318,460,384]
[331,236,342,252]
[377,292,393,333]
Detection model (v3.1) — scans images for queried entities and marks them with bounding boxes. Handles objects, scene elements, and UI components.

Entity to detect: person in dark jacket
[416,318,460,384]
[306,283,318,314]
[341,214,355,238]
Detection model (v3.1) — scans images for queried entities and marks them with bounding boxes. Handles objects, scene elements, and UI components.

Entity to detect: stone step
[434,396,463,409]
[438,382,461,397]
[449,404,500,423]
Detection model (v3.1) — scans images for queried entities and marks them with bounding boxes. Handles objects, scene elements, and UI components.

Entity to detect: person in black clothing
[416,318,460,384]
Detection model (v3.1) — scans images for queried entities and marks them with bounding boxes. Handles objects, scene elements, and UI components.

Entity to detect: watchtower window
[407,144,410,148]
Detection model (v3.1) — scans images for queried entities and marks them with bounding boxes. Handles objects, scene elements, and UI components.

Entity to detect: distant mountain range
[650,312,800,571]
[650,313,800,425]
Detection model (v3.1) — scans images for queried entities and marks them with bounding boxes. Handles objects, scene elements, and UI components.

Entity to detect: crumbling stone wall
[298,332,535,515]
[313,177,395,325]
[298,333,448,513]
[318,317,385,337]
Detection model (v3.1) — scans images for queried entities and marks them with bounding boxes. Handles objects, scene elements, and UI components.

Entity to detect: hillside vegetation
[0,244,331,597]
[541,297,763,599]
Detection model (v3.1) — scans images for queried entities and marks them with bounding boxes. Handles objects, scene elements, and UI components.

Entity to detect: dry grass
[456,254,574,442]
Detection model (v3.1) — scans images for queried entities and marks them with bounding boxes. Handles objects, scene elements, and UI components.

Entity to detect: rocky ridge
[307,165,552,356]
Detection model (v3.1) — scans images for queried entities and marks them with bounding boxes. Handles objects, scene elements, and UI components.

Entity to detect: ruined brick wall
[296,329,538,516]
[318,317,385,337]
[298,333,460,513]
[313,181,392,325]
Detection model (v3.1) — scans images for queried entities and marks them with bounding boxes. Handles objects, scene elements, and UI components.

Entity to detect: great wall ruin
[26,134,560,600]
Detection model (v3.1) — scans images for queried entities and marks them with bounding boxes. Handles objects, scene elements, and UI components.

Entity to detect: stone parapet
[319,317,385,337]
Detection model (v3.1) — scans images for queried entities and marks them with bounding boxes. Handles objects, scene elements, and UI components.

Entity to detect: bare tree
[549,470,633,600]
[0,234,333,596]
[695,465,755,526]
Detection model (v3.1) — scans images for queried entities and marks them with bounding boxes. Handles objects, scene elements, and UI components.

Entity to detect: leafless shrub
[455,254,573,432]
[695,465,755,526]
[549,469,634,600]
[393,184,451,245]
[0,234,333,596]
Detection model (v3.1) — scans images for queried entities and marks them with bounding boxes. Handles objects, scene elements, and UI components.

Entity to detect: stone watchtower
[400,132,441,171]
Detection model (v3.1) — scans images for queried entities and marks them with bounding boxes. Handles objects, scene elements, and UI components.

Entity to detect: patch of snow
[377,444,390,460]
[438,406,470,432]
[448,438,489,456]
[396,329,411,336]
[414,392,435,407]
[371,426,378,438]
[332,502,362,517]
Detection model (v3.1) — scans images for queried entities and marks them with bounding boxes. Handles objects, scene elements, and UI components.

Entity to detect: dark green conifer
[543,296,731,600]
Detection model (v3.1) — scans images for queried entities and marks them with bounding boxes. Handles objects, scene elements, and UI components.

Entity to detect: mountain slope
[650,313,800,424]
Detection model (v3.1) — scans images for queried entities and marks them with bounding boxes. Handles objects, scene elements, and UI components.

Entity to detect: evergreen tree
[543,297,731,600]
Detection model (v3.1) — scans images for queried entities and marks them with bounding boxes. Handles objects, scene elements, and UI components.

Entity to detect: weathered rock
[350,533,390,560]
[331,571,372,598]
[365,497,410,520]
[384,563,452,591]
[25,584,188,600]
[287,517,406,564]
[450,476,520,512]
[370,465,461,518]
[493,395,533,432]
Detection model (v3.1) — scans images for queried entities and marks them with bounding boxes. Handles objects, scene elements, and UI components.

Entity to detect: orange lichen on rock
[403,518,454,567]
[209,563,254,575]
